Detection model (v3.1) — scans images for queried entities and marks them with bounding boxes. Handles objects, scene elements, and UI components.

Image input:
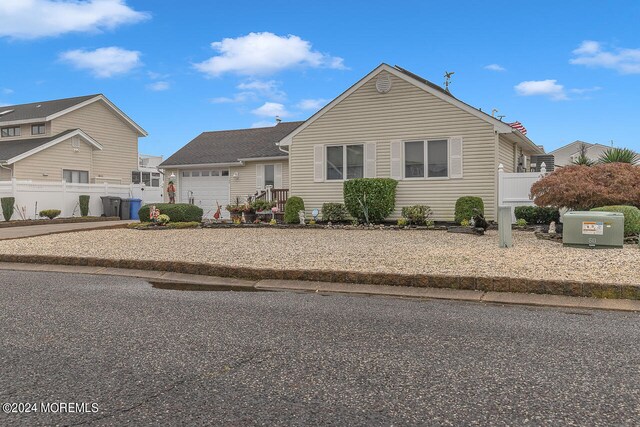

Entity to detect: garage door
[180,169,230,219]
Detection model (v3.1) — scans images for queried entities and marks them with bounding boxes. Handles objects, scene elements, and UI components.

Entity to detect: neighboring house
[549,140,611,166]
[278,64,543,221]
[159,122,302,218]
[0,94,147,184]
[134,153,164,189]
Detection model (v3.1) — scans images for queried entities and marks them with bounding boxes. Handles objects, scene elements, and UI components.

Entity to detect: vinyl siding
[0,122,51,141]
[0,165,12,180]
[230,160,289,202]
[498,135,516,173]
[51,100,138,184]
[290,73,499,221]
[14,136,92,181]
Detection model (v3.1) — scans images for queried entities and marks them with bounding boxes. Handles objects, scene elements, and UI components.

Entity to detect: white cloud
[1,88,13,95]
[514,79,567,100]
[251,120,277,128]
[569,86,602,95]
[237,79,286,101]
[194,32,345,77]
[570,40,640,74]
[59,47,142,78]
[251,102,289,118]
[0,0,149,39]
[484,64,506,72]
[209,92,255,104]
[147,81,170,91]
[296,98,328,110]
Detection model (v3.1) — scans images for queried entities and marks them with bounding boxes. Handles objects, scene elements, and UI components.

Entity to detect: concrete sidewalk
[0,261,638,312]
[0,220,134,240]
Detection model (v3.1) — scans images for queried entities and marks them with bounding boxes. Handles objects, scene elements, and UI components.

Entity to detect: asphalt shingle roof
[0,95,99,123]
[0,129,78,162]
[160,121,303,167]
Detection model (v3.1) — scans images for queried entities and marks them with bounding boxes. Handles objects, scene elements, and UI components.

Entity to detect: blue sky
[1,1,639,158]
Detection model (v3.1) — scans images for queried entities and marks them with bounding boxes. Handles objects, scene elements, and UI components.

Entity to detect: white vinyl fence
[0,179,163,220]
[497,163,547,222]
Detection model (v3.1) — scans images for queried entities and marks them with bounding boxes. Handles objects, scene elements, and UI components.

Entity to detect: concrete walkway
[0,220,134,240]
[0,261,638,312]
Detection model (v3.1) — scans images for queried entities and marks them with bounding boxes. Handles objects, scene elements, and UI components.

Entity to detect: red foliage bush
[530,163,640,210]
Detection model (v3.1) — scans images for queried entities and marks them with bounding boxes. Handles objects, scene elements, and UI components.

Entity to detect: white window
[182,171,190,177]
[264,165,275,187]
[131,171,141,184]
[326,144,364,181]
[1,126,20,137]
[151,172,160,187]
[191,171,200,177]
[201,171,210,177]
[221,170,229,176]
[31,124,45,135]
[63,169,89,183]
[211,170,220,176]
[403,140,449,178]
[141,172,151,185]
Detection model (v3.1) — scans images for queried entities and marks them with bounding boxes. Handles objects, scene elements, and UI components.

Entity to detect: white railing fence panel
[0,179,163,220]
[497,163,547,223]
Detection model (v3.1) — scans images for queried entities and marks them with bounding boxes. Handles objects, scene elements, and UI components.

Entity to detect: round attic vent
[375,73,392,93]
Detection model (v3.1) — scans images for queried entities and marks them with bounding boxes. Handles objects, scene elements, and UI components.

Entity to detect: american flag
[509,121,527,135]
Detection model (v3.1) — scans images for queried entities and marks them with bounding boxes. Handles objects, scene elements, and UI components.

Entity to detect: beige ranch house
[162,63,544,221]
[0,94,147,184]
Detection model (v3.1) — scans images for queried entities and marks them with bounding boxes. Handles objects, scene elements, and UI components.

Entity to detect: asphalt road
[0,271,639,426]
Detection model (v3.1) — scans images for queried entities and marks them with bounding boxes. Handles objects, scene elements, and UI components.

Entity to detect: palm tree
[598,147,639,164]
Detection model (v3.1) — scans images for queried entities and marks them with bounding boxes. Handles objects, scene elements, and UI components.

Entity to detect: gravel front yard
[0,228,638,285]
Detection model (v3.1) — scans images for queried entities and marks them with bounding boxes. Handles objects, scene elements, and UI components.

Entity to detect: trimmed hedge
[79,195,90,217]
[591,205,640,237]
[1,197,14,221]
[322,203,348,222]
[284,196,305,224]
[343,178,397,223]
[39,209,61,220]
[138,203,203,223]
[514,206,560,225]
[401,205,432,226]
[454,196,484,224]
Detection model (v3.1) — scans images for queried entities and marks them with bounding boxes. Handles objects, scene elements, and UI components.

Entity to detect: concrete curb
[0,254,637,301]
[0,223,132,241]
[0,261,638,312]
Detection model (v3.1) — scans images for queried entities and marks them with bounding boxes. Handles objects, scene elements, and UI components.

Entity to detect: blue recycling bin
[129,198,143,220]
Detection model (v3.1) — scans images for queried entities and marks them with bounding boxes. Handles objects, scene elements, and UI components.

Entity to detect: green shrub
[460,219,470,227]
[251,199,276,212]
[284,196,305,224]
[454,196,484,224]
[401,205,432,226]
[157,214,170,225]
[1,197,14,221]
[79,195,90,217]
[165,221,200,229]
[591,205,640,236]
[515,218,528,227]
[397,218,408,227]
[138,203,203,223]
[39,209,61,219]
[322,203,348,222]
[514,206,560,225]
[343,178,397,223]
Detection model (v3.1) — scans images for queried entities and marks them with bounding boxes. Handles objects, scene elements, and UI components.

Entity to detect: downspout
[494,130,500,222]
[276,143,290,192]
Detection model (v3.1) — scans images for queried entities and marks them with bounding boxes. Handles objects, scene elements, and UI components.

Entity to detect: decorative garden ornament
[549,221,556,234]
[298,210,306,225]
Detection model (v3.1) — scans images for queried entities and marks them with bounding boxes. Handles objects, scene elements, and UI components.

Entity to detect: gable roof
[549,140,609,155]
[160,121,304,167]
[0,94,147,137]
[279,63,543,154]
[0,129,102,164]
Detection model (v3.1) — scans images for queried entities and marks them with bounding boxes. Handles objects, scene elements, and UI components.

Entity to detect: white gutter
[237,155,288,162]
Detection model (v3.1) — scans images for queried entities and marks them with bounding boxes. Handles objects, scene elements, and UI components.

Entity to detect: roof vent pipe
[275,115,282,124]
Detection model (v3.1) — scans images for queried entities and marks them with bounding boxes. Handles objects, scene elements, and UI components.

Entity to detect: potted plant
[225,201,244,222]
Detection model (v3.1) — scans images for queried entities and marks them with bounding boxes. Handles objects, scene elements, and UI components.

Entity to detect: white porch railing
[0,179,163,220]
[497,163,547,222]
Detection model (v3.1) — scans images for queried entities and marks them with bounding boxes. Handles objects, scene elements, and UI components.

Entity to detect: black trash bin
[120,198,132,220]
[100,196,121,218]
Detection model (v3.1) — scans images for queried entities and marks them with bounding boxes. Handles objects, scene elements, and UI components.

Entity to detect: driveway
[1,270,639,426]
